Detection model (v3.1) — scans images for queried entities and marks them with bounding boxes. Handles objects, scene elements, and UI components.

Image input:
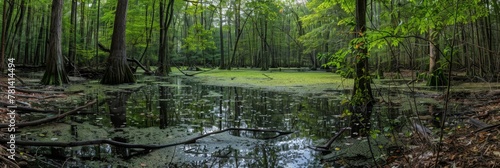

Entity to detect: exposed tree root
[0,100,96,128]
[0,155,20,168]
[0,128,294,150]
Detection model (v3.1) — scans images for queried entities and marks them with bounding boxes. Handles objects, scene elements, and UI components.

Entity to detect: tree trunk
[34,13,45,66]
[260,18,269,71]
[157,0,166,75]
[24,0,32,64]
[41,0,69,85]
[427,29,446,86]
[0,0,8,72]
[157,0,174,75]
[101,0,135,84]
[350,0,373,137]
[95,0,100,70]
[219,0,225,69]
[429,29,437,74]
[69,0,77,69]
[10,0,26,62]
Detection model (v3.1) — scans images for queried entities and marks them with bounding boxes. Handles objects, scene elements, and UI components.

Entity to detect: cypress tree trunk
[350,0,374,137]
[41,0,69,85]
[101,0,135,85]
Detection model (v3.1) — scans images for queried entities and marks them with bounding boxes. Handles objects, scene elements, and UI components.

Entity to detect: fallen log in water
[0,128,294,150]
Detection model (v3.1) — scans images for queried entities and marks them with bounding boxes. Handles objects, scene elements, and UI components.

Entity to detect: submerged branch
[309,127,348,152]
[0,128,294,149]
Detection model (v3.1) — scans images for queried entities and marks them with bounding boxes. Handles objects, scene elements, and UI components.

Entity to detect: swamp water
[22,77,461,168]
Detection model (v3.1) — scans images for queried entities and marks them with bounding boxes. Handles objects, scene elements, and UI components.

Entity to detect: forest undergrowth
[387,90,500,167]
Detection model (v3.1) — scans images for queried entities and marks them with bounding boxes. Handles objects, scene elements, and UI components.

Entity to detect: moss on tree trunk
[350,0,374,138]
[41,0,69,85]
[100,0,135,85]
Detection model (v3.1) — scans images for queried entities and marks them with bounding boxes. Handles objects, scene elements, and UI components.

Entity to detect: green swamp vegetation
[1,0,500,167]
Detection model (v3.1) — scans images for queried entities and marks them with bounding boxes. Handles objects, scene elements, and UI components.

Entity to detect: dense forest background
[1,0,499,80]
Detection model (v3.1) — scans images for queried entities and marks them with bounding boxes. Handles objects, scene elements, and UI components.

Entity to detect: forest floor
[1,69,499,167]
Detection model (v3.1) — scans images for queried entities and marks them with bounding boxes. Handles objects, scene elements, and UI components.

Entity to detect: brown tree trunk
[350,0,373,137]
[429,29,437,73]
[156,0,174,75]
[0,0,8,72]
[24,0,32,64]
[69,0,77,68]
[157,0,166,75]
[10,0,26,61]
[101,0,135,84]
[41,0,69,85]
[219,0,225,69]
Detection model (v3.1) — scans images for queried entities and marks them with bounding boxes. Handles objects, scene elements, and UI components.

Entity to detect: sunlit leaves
[246,0,282,21]
[182,24,216,53]
[399,0,487,35]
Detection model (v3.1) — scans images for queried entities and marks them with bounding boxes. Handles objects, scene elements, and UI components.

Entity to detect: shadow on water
[25,77,468,167]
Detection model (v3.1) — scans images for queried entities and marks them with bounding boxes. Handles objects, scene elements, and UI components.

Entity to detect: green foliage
[246,0,282,20]
[182,24,216,53]
[299,0,352,55]
[322,49,354,78]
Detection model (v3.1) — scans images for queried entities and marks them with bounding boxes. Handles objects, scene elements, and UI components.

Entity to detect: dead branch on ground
[0,100,96,128]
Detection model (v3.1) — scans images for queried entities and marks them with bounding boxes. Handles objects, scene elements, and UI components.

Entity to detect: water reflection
[27,78,351,167]
[110,78,350,167]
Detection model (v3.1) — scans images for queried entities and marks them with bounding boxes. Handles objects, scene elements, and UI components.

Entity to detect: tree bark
[0,0,7,72]
[429,29,437,74]
[156,0,174,75]
[24,0,32,64]
[41,0,69,85]
[101,0,135,84]
[68,0,77,69]
[219,0,225,69]
[350,0,373,137]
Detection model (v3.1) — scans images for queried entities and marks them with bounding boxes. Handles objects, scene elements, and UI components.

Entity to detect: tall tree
[41,0,69,85]
[68,0,77,69]
[218,0,225,69]
[0,0,7,72]
[350,0,373,137]
[101,0,135,84]
[157,0,174,75]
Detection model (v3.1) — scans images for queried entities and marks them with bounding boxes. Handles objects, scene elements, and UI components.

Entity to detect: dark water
[112,78,350,167]
[24,77,467,167]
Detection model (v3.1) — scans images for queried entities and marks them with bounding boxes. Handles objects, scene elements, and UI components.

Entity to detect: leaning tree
[101,0,135,84]
[41,0,70,85]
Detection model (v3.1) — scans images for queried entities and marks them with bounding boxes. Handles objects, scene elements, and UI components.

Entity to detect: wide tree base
[101,58,136,85]
[41,68,70,85]
[426,69,447,86]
